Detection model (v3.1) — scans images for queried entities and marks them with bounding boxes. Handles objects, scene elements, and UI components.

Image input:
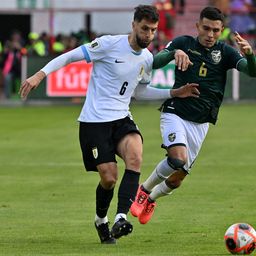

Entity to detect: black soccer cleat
[95,222,116,244]
[111,218,133,239]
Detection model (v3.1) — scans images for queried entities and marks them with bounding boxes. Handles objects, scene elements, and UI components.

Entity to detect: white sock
[114,213,127,223]
[95,215,108,226]
[149,180,173,201]
[143,158,175,192]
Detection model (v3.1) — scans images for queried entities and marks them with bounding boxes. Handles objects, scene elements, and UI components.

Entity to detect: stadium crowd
[0,0,256,100]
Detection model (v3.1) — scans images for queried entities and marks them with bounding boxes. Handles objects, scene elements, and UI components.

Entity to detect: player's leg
[117,132,142,216]
[130,154,179,217]
[111,117,143,238]
[95,162,118,243]
[79,121,117,244]
[148,145,188,199]
[138,145,188,224]
[138,113,209,224]
[131,113,186,219]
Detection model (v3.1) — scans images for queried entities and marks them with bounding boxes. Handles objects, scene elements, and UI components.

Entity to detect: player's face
[133,19,158,48]
[196,18,224,48]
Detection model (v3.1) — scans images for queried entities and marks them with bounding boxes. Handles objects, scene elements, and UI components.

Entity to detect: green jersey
[160,36,244,124]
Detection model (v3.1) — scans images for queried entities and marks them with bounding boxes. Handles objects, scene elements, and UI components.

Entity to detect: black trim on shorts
[161,143,186,150]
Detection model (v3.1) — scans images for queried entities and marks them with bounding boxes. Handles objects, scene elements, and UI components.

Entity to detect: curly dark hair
[133,5,159,23]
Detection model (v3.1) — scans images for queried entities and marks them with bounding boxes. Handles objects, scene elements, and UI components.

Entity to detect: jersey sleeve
[165,36,187,51]
[223,44,244,69]
[81,35,112,63]
[41,46,85,75]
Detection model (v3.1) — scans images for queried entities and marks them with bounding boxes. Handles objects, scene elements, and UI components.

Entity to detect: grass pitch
[0,102,256,255]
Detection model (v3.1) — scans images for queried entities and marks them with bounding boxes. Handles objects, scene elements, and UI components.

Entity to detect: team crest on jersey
[92,147,98,159]
[168,133,176,142]
[137,66,145,81]
[211,50,222,64]
[89,40,100,49]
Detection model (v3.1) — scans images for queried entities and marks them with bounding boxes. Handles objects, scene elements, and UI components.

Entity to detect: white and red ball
[224,223,256,254]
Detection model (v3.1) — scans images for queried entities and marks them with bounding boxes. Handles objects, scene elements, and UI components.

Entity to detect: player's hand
[174,49,193,71]
[234,32,253,55]
[171,83,200,98]
[19,71,46,100]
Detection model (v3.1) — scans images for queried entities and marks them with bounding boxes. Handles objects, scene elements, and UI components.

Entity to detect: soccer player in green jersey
[130,6,256,224]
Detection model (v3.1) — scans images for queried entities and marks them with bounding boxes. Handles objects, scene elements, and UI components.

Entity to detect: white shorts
[160,113,209,172]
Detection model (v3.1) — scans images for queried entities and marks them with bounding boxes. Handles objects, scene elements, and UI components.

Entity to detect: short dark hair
[200,6,225,23]
[134,5,159,23]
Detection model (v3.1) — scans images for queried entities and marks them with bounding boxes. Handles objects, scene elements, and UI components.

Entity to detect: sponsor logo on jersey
[211,50,222,64]
[92,147,98,159]
[115,59,125,63]
[168,133,176,142]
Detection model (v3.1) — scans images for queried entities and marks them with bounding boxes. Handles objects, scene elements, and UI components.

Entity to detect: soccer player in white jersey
[20,5,200,244]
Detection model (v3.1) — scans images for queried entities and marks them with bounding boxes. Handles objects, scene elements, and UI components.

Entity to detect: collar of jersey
[126,35,142,55]
[131,50,142,55]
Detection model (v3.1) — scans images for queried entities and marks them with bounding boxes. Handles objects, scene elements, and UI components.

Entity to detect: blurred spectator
[40,31,50,55]
[229,0,255,34]
[52,33,65,55]
[249,0,256,34]
[75,29,90,44]
[218,16,235,46]
[0,30,24,98]
[209,0,230,16]
[219,27,235,46]
[171,0,186,15]
[65,35,79,52]
[153,0,176,51]
[27,32,46,56]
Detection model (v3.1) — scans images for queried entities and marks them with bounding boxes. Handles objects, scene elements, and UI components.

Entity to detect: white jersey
[78,35,153,122]
[41,34,171,123]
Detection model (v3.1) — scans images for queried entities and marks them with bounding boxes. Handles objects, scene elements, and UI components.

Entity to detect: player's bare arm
[19,70,46,100]
[171,83,200,98]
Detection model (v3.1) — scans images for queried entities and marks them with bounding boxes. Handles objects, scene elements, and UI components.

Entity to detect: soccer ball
[224,223,256,254]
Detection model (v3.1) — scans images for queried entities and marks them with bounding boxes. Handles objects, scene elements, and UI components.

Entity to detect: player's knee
[167,157,186,171]
[98,166,118,189]
[101,176,117,190]
[127,153,143,170]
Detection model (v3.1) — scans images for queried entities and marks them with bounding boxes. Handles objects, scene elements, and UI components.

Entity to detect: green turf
[0,102,256,255]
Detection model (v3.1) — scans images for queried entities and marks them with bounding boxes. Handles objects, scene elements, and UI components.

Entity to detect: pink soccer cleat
[130,186,149,217]
[138,200,156,224]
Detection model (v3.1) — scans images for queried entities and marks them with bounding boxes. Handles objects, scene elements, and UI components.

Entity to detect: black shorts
[79,116,143,172]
